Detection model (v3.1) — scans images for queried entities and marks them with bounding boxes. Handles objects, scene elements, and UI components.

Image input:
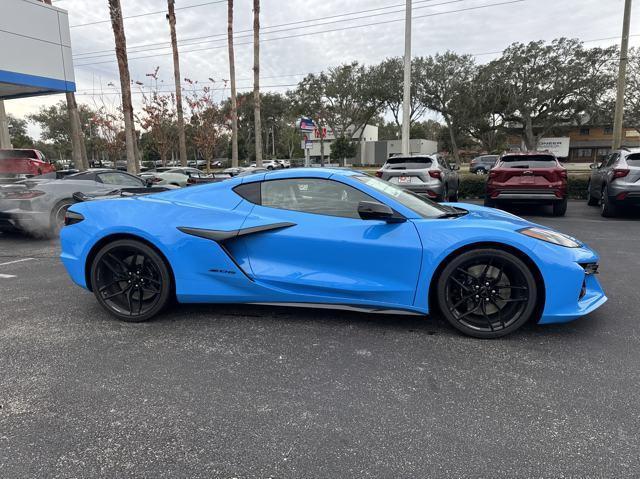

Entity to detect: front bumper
[534,242,607,324]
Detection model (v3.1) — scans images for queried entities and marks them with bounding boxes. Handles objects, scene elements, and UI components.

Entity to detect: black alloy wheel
[91,239,172,322]
[436,249,537,338]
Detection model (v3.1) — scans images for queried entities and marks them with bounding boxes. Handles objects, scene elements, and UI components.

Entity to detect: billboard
[0,0,75,99]
[537,137,570,158]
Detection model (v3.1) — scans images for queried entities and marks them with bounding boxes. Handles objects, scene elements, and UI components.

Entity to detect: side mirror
[358,201,405,223]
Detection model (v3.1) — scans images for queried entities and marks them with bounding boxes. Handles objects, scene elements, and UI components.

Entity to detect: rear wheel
[50,199,74,236]
[91,239,172,322]
[600,185,618,217]
[475,169,487,175]
[449,188,459,202]
[587,181,599,206]
[436,249,537,339]
[552,198,568,216]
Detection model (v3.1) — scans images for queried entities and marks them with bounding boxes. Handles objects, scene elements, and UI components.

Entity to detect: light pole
[401,0,412,156]
[612,0,633,150]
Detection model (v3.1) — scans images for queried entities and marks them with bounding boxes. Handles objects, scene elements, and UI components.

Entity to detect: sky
[6,0,640,139]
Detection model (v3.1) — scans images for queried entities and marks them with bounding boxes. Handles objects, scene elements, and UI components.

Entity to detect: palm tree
[167,0,188,167]
[108,0,137,173]
[253,0,262,166]
[228,0,239,168]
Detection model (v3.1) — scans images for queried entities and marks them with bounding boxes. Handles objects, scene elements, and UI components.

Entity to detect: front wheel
[436,249,538,338]
[91,239,172,322]
[587,181,599,206]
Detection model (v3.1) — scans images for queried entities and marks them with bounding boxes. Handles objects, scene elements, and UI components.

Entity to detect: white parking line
[0,274,16,279]
[0,258,35,267]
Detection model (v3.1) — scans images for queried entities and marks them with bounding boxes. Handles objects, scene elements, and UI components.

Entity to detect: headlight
[519,227,581,248]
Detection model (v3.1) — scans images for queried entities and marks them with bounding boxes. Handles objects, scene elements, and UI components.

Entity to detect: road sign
[304,140,313,150]
[297,117,315,131]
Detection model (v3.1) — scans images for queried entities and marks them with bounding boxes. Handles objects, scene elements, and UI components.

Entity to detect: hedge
[458,174,590,200]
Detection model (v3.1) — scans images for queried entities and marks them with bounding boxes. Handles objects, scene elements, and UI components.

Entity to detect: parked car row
[587,147,640,217]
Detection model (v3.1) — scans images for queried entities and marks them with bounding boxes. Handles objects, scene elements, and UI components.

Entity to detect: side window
[260,178,375,219]
[98,172,144,187]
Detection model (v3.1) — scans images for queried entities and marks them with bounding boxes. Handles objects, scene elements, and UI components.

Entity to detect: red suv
[484,152,568,216]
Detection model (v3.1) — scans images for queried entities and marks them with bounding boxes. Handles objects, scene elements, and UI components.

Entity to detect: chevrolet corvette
[60,168,607,338]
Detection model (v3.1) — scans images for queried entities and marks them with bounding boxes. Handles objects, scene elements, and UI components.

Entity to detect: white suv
[250,160,281,170]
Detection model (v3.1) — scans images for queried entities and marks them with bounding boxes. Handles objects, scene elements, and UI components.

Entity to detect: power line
[74,0,527,67]
[72,0,465,58]
[69,0,226,28]
[73,83,299,97]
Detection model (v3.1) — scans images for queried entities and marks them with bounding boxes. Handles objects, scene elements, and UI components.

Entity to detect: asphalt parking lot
[1,200,639,478]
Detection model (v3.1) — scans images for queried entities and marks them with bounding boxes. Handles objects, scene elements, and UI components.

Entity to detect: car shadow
[150,302,590,342]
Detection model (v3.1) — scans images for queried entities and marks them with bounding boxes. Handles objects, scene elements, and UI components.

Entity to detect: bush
[457,173,590,200]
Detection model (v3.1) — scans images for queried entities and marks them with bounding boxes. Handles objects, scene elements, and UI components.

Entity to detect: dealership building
[0,0,75,147]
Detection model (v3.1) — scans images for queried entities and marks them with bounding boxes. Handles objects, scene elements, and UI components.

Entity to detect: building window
[604,126,613,135]
[596,148,610,158]
[577,148,593,158]
[579,128,590,136]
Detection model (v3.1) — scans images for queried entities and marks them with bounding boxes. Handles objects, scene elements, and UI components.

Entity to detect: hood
[442,202,538,229]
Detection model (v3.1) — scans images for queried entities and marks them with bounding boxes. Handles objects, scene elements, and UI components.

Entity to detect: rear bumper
[490,189,565,202]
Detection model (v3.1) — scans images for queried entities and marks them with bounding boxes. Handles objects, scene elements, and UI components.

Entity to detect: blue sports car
[60,168,606,338]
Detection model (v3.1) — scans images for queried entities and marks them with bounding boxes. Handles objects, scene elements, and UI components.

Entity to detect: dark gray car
[375,155,460,201]
[469,155,498,175]
[587,148,640,217]
[0,169,156,235]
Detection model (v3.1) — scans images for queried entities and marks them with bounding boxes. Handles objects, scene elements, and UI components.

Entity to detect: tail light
[2,189,45,200]
[616,192,628,201]
[429,170,442,180]
[375,171,383,178]
[613,169,629,179]
[64,210,84,226]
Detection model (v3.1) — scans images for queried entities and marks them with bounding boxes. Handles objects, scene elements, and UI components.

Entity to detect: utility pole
[228,0,239,168]
[612,0,633,150]
[401,0,412,156]
[167,0,188,167]
[253,0,263,167]
[0,100,11,148]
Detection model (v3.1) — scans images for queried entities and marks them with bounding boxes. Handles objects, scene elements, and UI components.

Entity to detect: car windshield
[385,157,433,169]
[626,153,640,166]
[353,175,449,218]
[500,155,556,168]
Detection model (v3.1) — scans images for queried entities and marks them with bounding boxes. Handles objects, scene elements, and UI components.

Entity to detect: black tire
[436,249,538,339]
[449,189,459,202]
[600,185,618,218]
[587,181,598,206]
[90,239,172,322]
[475,169,487,175]
[50,199,75,236]
[483,196,496,208]
[552,198,568,216]
[440,185,448,202]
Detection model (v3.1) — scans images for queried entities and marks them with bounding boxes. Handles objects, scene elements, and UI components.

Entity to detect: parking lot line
[0,258,35,267]
[0,273,17,278]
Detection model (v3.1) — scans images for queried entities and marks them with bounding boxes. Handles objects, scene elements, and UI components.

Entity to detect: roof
[501,151,556,157]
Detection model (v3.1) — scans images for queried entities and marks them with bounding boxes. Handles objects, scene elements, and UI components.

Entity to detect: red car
[484,152,568,216]
[0,149,55,184]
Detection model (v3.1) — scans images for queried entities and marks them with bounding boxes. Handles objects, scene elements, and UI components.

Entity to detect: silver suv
[587,148,640,217]
[375,155,460,202]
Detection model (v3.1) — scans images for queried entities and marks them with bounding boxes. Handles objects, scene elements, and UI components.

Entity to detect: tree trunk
[108,0,136,174]
[0,100,11,148]
[167,0,188,168]
[444,116,460,164]
[66,92,87,171]
[252,0,262,167]
[228,0,239,168]
[320,135,325,167]
[523,116,536,151]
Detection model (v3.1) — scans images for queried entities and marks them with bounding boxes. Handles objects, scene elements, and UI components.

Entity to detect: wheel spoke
[107,253,129,272]
[495,285,528,291]
[455,267,478,281]
[500,298,528,303]
[489,298,505,329]
[450,276,471,292]
[480,258,493,282]
[102,284,132,301]
[451,291,478,310]
[137,286,144,314]
[126,287,134,314]
[480,301,495,332]
[99,279,124,293]
[456,303,481,320]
